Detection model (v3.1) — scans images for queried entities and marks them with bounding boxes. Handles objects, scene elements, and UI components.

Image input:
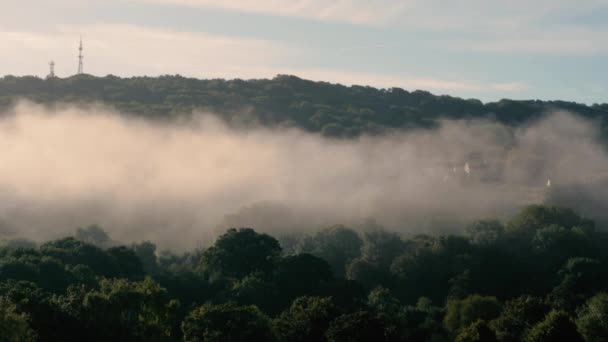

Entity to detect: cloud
[472,27,608,55]
[133,0,409,26]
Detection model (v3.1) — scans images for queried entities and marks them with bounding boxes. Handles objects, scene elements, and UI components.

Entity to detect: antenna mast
[77,37,84,74]
[47,61,55,79]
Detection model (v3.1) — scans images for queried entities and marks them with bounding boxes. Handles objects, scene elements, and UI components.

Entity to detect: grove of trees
[1,205,608,341]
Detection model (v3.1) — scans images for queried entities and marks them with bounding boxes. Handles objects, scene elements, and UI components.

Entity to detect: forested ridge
[2,205,608,341]
[1,74,607,137]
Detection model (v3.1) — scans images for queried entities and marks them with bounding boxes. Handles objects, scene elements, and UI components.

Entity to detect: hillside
[1,74,607,137]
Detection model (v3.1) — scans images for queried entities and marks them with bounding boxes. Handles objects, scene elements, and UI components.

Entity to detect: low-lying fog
[0,102,606,249]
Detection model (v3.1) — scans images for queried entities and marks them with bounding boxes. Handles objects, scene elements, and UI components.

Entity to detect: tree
[507,205,593,236]
[74,225,112,248]
[274,254,333,310]
[325,310,386,342]
[200,228,281,279]
[525,310,583,342]
[444,295,501,333]
[576,293,608,342]
[346,229,405,289]
[491,296,549,342]
[0,297,36,342]
[455,320,497,342]
[549,258,607,312]
[40,237,119,277]
[273,296,338,342]
[182,302,273,342]
[81,277,176,341]
[296,225,362,277]
[230,273,278,314]
[107,246,146,280]
[360,229,406,267]
[132,241,160,275]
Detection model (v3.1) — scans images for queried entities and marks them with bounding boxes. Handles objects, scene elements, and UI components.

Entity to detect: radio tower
[77,37,84,74]
[47,61,56,79]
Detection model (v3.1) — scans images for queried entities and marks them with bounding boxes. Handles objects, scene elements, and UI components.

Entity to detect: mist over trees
[0,205,607,341]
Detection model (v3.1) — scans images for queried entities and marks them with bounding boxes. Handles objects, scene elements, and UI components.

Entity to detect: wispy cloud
[472,28,608,55]
[133,0,409,26]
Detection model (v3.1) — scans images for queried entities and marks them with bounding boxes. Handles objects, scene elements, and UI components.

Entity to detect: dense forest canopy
[1,74,607,137]
[1,205,608,341]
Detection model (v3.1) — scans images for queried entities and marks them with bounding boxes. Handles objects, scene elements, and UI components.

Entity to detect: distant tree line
[1,74,607,137]
[2,205,608,341]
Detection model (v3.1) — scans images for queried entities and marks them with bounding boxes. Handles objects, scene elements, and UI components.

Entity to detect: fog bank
[0,102,605,249]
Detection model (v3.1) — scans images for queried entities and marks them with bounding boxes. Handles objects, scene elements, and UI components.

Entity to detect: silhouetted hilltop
[1,74,606,136]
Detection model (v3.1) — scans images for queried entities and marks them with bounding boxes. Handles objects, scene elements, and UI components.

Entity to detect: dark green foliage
[80,278,177,341]
[75,225,112,248]
[133,241,161,275]
[325,310,386,342]
[230,274,278,313]
[507,205,594,236]
[0,248,77,292]
[273,296,338,342]
[40,238,120,277]
[107,246,146,280]
[549,258,608,312]
[200,228,281,279]
[491,296,550,342]
[273,254,333,310]
[456,320,498,342]
[0,204,607,340]
[444,295,502,333]
[346,229,405,289]
[296,225,362,277]
[525,310,583,342]
[576,293,608,342]
[0,297,36,342]
[182,302,274,342]
[390,235,473,304]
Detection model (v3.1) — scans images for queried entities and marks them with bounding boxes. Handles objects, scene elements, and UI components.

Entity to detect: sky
[1,0,607,103]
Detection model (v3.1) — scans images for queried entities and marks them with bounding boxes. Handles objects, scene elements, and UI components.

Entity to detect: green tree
[444,295,502,333]
[525,310,583,342]
[74,225,112,248]
[0,297,36,342]
[132,241,160,275]
[200,228,281,279]
[273,296,337,342]
[81,277,176,341]
[491,296,549,342]
[274,254,333,310]
[455,320,497,342]
[296,225,362,277]
[325,310,385,342]
[576,293,608,342]
[182,302,274,342]
[549,258,607,312]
